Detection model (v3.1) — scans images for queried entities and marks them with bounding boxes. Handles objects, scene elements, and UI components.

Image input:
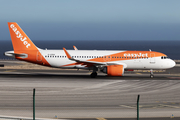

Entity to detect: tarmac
[0,60,180,120]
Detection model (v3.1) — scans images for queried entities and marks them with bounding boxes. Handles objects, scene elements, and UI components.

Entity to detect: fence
[0,88,179,120]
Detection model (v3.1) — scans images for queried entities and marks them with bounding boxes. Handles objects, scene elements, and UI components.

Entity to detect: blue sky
[0,0,180,41]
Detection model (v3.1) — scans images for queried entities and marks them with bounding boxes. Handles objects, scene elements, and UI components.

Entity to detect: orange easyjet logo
[124,53,148,57]
[10,24,31,48]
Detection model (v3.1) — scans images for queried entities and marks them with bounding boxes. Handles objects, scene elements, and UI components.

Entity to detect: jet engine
[101,65,124,76]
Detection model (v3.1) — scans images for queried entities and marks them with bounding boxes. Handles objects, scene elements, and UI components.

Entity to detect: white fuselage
[38,49,175,70]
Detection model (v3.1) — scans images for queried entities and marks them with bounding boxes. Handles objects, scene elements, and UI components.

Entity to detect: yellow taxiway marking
[97,118,107,120]
[120,103,180,109]
[120,105,136,109]
[136,73,142,75]
[159,104,180,109]
[4,70,16,72]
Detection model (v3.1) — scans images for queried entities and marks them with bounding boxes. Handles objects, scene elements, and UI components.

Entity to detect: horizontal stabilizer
[4,51,28,58]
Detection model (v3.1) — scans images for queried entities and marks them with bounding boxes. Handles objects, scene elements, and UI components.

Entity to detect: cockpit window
[161,56,169,59]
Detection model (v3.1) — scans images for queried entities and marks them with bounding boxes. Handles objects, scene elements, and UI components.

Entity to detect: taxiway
[0,60,180,120]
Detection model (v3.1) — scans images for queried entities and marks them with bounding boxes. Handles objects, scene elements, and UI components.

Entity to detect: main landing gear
[90,72,97,78]
[90,66,98,78]
[150,69,154,78]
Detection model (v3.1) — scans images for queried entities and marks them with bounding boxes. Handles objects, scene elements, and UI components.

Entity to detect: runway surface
[0,61,180,119]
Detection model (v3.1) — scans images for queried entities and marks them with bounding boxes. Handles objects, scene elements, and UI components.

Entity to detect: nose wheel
[150,69,154,78]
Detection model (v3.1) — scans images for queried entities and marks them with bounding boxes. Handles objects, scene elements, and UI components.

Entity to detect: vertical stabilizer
[7,22,38,52]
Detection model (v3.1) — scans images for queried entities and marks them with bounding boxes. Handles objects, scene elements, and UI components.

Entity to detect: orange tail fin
[7,22,50,66]
[7,22,38,52]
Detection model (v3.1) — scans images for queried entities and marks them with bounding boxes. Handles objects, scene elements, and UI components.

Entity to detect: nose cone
[169,60,176,68]
[161,59,176,69]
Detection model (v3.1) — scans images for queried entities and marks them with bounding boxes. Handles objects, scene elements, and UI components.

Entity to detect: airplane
[4,22,176,78]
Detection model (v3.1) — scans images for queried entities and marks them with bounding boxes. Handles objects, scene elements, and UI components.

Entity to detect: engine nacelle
[101,65,124,76]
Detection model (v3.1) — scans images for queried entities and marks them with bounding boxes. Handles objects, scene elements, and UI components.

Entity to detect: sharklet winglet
[73,46,78,50]
[63,48,73,59]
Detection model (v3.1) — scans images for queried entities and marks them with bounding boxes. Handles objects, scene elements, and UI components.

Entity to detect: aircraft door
[36,51,42,62]
[150,53,155,63]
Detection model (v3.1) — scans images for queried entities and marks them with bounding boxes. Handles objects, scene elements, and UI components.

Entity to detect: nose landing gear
[150,69,154,78]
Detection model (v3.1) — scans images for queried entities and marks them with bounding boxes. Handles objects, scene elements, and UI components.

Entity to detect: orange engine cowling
[101,65,124,76]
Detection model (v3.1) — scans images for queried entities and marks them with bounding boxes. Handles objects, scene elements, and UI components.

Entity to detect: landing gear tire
[150,69,154,78]
[150,74,154,78]
[90,72,97,78]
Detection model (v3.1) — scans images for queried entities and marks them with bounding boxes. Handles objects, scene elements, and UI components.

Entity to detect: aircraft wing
[63,48,105,65]
[63,48,127,67]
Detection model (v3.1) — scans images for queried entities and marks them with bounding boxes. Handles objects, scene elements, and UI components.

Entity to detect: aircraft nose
[170,60,176,68]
